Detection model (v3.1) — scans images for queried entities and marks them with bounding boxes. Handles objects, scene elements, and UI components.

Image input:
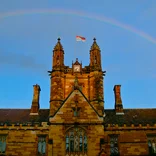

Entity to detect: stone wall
[103,126,156,156]
[0,124,156,155]
[0,124,49,156]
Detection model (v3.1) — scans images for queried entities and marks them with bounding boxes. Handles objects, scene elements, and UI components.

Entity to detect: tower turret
[49,38,65,116]
[90,38,102,71]
[89,38,105,116]
[52,38,64,70]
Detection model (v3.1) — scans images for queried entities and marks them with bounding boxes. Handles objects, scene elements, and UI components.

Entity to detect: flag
[76,36,86,42]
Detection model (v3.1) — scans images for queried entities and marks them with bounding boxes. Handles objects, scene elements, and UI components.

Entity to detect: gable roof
[50,88,103,118]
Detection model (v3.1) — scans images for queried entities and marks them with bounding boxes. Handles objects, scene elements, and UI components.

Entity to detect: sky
[0,0,156,109]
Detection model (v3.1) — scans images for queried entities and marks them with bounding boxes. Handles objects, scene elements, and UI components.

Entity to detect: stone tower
[48,38,65,116]
[48,38,106,155]
[49,38,106,117]
[89,38,105,116]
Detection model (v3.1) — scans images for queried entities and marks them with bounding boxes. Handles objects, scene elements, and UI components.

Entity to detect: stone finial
[113,85,124,115]
[30,84,41,115]
[53,38,63,51]
[90,38,100,51]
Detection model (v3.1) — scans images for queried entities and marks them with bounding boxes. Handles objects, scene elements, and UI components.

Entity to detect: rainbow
[0,8,156,44]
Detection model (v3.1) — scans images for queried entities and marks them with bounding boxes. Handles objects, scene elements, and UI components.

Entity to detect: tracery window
[38,136,46,156]
[66,127,87,154]
[110,135,119,156]
[0,135,7,154]
[148,136,156,156]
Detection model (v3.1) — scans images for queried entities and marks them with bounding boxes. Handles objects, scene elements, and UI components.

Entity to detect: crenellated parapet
[0,122,49,131]
[105,123,156,131]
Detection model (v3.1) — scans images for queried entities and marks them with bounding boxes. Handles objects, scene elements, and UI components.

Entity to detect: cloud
[0,51,48,75]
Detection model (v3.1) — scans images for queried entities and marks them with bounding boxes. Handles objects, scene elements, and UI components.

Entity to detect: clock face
[74,65,80,72]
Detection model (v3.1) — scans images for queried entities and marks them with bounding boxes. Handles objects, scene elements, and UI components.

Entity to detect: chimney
[30,84,41,115]
[113,85,124,115]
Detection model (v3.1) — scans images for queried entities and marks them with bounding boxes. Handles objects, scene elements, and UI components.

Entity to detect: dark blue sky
[0,0,156,109]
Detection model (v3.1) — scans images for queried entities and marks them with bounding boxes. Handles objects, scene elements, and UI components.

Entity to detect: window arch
[65,127,87,154]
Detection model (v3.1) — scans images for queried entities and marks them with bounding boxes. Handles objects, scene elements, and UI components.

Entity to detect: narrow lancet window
[38,136,46,155]
[66,135,69,152]
[110,135,119,156]
[0,135,7,154]
[84,135,87,152]
[56,56,60,65]
[79,135,83,152]
[70,135,74,152]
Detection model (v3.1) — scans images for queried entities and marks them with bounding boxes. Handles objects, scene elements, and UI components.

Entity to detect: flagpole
[74,36,76,61]
[75,36,86,62]
[74,36,78,61]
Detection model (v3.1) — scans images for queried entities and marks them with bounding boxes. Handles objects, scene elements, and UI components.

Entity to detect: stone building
[0,38,156,156]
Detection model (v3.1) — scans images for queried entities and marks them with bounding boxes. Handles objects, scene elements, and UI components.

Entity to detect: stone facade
[0,38,156,156]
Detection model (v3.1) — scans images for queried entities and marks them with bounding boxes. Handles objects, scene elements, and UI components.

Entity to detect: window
[73,107,80,117]
[38,136,46,156]
[94,56,97,64]
[56,56,60,65]
[74,111,78,117]
[66,127,87,154]
[110,135,119,156]
[0,135,7,154]
[148,136,156,156]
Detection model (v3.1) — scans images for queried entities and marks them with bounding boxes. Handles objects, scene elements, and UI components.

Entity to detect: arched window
[65,127,87,154]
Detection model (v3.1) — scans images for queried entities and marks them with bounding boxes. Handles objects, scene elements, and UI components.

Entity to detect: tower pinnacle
[53,38,64,52]
[90,38,100,51]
